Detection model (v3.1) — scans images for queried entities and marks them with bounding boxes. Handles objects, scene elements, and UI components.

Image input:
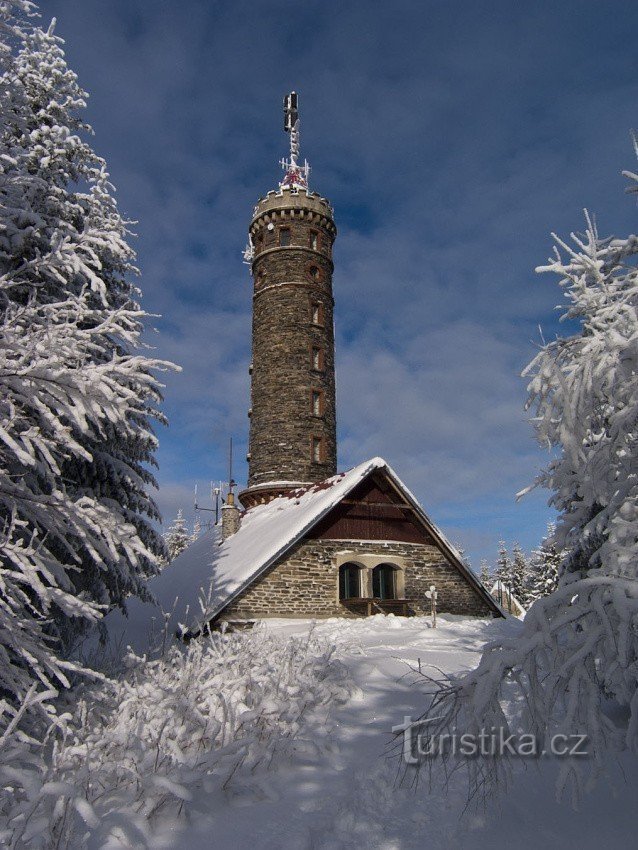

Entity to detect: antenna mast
[193,438,236,525]
[194,480,224,527]
[226,436,236,506]
[244,92,311,264]
[280,91,310,190]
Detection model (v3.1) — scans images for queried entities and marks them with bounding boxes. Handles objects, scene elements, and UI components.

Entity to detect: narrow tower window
[279,227,291,246]
[309,230,319,250]
[308,265,321,281]
[311,436,323,463]
[311,346,324,371]
[311,301,324,326]
[311,389,323,416]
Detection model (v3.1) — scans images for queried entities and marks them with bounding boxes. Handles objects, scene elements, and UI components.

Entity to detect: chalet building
[169,93,502,631]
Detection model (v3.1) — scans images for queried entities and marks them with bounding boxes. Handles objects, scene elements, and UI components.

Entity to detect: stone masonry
[240,187,337,508]
[217,539,494,622]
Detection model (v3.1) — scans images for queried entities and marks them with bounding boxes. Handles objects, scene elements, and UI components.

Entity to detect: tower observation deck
[239,94,337,509]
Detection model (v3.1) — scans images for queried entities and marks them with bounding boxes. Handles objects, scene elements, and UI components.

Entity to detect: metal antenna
[194,473,227,527]
[194,480,221,527]
[227,437,236,505]
[285,92,300,168]
[280,92,310,190]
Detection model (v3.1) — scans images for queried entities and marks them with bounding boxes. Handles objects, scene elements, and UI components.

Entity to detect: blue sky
[37,0,638,568]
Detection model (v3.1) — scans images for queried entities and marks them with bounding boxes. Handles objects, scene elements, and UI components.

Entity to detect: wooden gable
[307,472,435,544]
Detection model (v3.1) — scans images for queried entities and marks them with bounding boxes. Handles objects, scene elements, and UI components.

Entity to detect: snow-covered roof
[193,457,388,625]
[100,457,501,656]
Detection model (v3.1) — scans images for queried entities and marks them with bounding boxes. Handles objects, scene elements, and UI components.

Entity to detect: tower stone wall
[240,187,337,508]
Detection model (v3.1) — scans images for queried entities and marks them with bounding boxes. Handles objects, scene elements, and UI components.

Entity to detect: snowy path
[168,615,638,850]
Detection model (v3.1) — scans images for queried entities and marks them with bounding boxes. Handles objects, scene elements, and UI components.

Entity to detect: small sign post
[425,584,438,628]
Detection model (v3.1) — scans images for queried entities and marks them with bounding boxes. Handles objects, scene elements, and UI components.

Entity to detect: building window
[311,301,324,326]
[311,435,323,463]
[279,227,290,247]
[311,346,324,371]
[372,564,398,600]
[309,230,319,250]
[308,265,321,282]
[339,563,363,600]
[311,389,323,416]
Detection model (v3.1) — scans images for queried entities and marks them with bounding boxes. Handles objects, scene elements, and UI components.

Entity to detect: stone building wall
[217,538,494,622]
[244,187,338,495]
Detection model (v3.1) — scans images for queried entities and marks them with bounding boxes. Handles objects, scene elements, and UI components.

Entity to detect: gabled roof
[190,457,389,627]
[167,456,502,629]
[101,457,502,654]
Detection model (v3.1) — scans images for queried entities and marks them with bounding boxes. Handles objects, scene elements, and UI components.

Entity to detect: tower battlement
[251,187,335,223]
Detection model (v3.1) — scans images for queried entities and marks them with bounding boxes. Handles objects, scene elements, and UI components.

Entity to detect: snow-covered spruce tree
[410,146,638,802]
[190,515,202,543]
[491,540,517,611]
[0,2,33,75]
[0,296,170,719]
[493,540,511,586]
[479,558,491,586]
[510,542,530,608]
[454,545,471,570]
[0,22,174,652]
[528,522,561,602]
[0,18,175,722]
[163,509,191,562]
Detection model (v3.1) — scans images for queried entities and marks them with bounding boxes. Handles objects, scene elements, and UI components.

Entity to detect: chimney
[221,492,241,541]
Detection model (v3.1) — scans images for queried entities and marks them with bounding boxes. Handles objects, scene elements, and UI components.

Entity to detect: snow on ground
[157,614,638,850]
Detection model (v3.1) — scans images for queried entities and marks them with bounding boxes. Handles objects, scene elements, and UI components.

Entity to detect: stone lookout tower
[240,93,337,509]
